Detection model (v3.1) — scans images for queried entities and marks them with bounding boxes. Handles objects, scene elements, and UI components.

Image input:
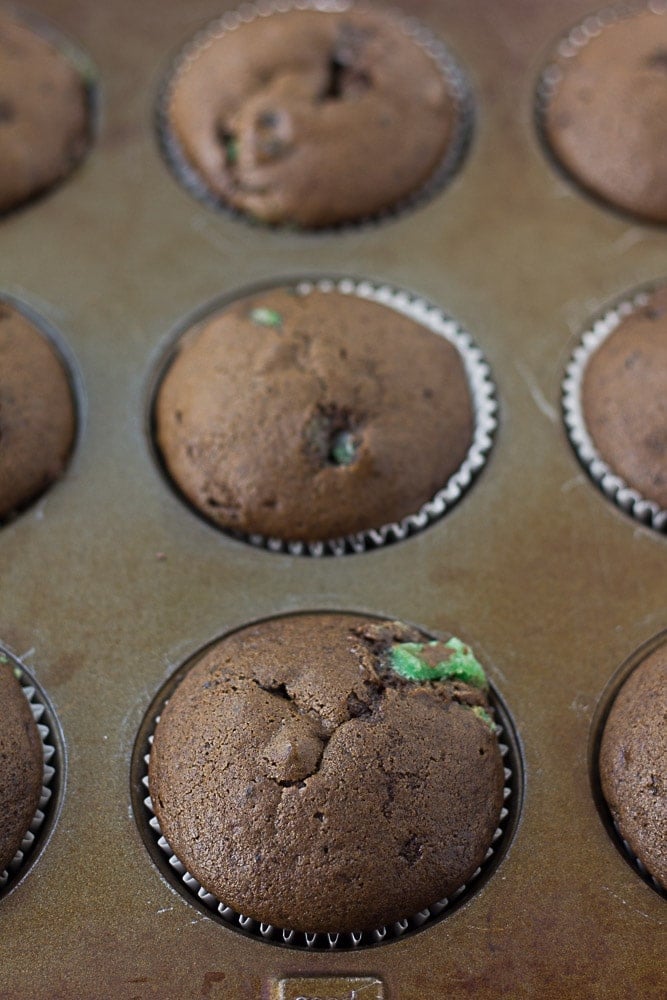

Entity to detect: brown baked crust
[543,9,667,222]
[0,12,90,214]
[0,301,76,522]
[155,287,474,542]
[165,7,457,227]
[599,642,667,891]
[149,614,504,932]
[581,287,667,509]
[0,664,43,873]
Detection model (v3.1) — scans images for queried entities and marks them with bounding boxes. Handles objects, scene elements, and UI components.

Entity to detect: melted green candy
[389,637,487,688]
[250,307,282,329]
[225,136,238,165]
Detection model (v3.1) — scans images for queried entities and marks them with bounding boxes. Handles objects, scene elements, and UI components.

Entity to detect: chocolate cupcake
[154,280,496,554]
[0,10,92,214]
[539,3,667,222]
[147,614,507,937]
[599,639,667,891]
[0,661,43,878]
[0,300,76,523]
[563,286,667,531]
[160,2,470,227]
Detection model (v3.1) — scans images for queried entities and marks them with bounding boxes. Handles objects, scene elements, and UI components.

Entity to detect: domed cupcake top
[148,614,506,934]
[541,5,667,221]
[154,283,488,548]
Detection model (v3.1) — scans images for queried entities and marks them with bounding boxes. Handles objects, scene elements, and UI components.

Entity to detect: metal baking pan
[0,0,665,997]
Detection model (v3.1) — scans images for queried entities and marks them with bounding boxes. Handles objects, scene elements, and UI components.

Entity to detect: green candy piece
[330,431,357,466]
[250,307,283,329]
[471,705,495,730]
[388,637,487,688]
[0,652,8,663]
[225,136,238,165]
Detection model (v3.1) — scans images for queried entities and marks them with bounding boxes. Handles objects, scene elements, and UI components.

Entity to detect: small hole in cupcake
[399,835,423,865]
[303,404,362,468]
[322,54,371,101]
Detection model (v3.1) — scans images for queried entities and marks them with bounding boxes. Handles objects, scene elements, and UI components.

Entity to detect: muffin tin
[0,0,665,997]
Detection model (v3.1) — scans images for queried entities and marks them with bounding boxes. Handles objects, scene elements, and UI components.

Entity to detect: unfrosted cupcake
[154,280,496,552]
[599,638,667,891]
[0,300,76,523]
[160,2,470,227]
[563,286,667,531]
[148,613,506,935]
[539,3,667,222]
[0,10,92,214]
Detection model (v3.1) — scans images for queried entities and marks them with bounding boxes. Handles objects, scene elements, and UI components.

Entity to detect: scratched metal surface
[0,0,665,997]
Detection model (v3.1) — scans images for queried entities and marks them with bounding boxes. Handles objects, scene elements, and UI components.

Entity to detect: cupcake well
[151,277,498,555]
[131,614,522,951]
[156,0,473,230]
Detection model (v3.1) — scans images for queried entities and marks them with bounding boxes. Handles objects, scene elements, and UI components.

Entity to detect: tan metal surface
[0,0,665,997]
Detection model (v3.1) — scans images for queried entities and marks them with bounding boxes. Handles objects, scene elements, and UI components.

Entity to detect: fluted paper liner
[562,288,667,533]
[0,660,58,895]
[136,660,518,950]
[153,276,498,556]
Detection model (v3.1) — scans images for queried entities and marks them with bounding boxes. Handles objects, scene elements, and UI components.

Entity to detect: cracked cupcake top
[149,614,504,933]
[154,286,474,543]
[163,6,459,227]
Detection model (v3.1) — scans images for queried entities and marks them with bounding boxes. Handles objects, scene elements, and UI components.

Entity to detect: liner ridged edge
[139,716,514,950]
[0,664,57,892]
[154,276,498,557]
[561,288,667,533]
